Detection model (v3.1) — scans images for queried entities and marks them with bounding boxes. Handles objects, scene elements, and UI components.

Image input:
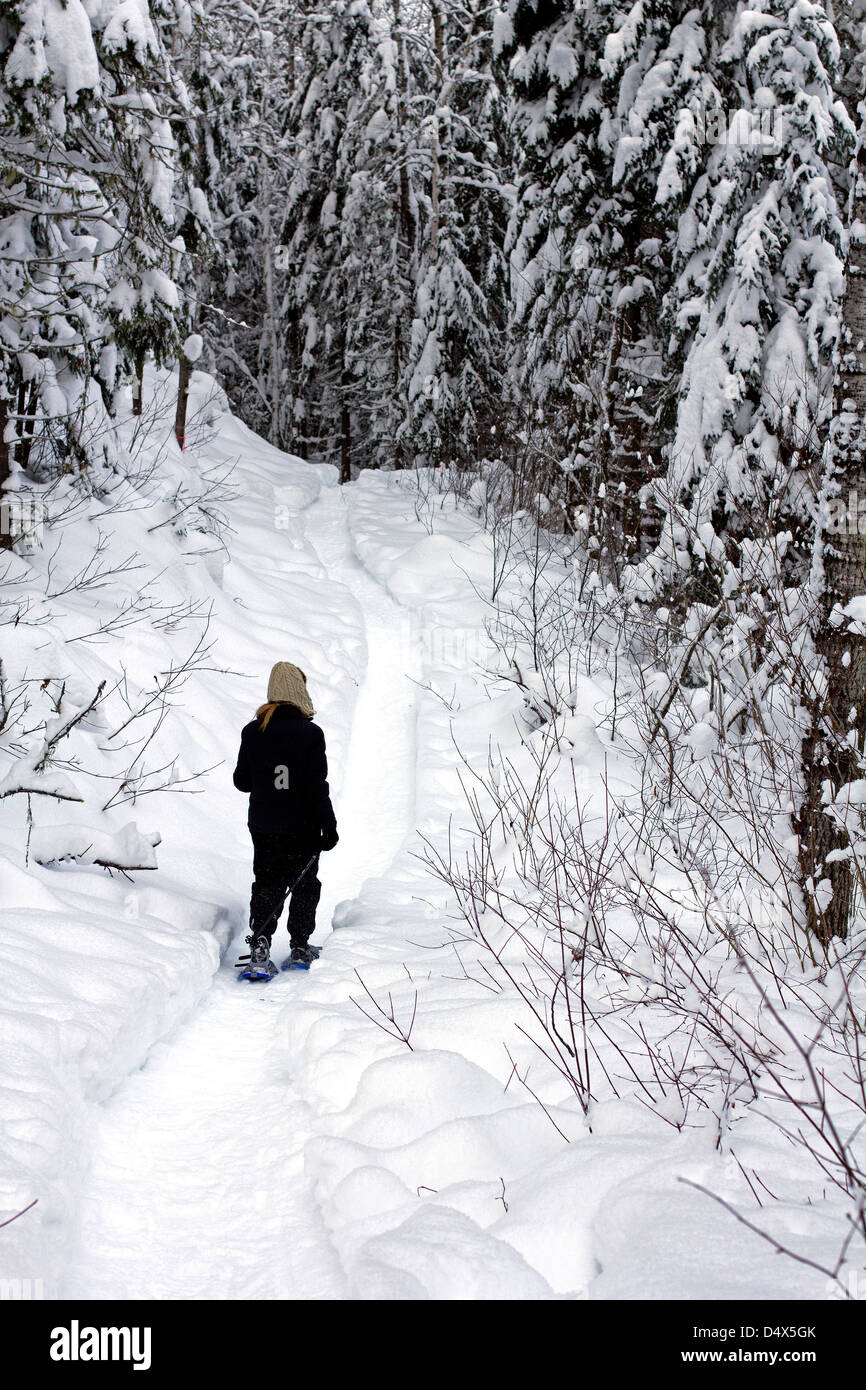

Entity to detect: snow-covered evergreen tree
[620,0,855,945]
[499,0,712,551]
[0,0,201,493]
[336,0,422,472]
[788,2,866,942]
[187,0,294,447]
[278,0,383,475]
[149,0,215,442]
[399,0,511,471]
[642,0,851,599]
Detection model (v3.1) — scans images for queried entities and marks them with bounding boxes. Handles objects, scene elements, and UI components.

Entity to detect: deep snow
[0,371,859,1300]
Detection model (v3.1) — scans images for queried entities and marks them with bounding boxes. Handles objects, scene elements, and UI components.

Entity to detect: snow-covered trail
[62,476,421,1299]
[298,485,419,937]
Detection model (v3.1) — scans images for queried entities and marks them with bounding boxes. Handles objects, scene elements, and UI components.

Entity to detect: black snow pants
[249,832,321,947]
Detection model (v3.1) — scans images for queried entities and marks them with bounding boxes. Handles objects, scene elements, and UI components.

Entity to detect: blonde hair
[256,702,280,730]
[256,693,315,730]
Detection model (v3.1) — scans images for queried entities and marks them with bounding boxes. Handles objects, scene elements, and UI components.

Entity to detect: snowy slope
[1,372,857,1300]
[0,370,348,1290]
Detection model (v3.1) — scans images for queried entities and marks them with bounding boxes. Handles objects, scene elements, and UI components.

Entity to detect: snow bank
[0,365,337,1290]
[265,466,848,1300]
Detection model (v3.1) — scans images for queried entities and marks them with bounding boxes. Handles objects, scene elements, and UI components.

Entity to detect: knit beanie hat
[267,661,315,717]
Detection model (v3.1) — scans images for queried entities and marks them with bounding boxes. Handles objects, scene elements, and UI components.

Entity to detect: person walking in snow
[233,662,339,978]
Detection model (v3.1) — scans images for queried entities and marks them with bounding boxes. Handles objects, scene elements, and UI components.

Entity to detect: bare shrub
[415,470,866,1292]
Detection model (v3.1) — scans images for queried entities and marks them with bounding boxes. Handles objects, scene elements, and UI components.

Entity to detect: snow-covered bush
[420,504,866,1292]
[0,0,211,494]
[0,368,233,876]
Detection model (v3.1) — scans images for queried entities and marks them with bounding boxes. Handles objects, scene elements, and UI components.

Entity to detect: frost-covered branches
[415,479,866,1289]
[0,0,211,489]
[0,398,232,875]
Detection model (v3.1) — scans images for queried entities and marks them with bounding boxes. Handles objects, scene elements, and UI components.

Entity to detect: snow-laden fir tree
[98,0,203,420]
[187,0,294,448]
[151,0,215,447]
[642,0,851,600]
[499,0,714,554]
[398,0,511,472]
[0,0,199,514]
[791,1,866,942]
[621,0,855,943]
[279,0,384,476]
[335,0,422,472]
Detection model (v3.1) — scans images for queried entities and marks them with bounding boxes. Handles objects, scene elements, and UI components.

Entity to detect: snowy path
[63,480,421,1299]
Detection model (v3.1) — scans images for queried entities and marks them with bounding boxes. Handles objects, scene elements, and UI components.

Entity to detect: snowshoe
[236,934,278,982]
[282,943,320,971]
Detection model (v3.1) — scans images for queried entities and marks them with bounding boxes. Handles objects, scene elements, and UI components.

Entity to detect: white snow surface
[0,370,851,1300]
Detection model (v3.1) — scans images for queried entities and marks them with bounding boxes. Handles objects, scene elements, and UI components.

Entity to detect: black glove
[320,826,339,852]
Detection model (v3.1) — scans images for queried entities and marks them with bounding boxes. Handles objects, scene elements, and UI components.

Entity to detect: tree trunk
[429,3,444,267]
[260,152,283,448]
[18,383,38,474]
[0,395,11,551]
[340,398,351,485]
[391,0,414,469]
[340,336,352,485]
[796,133,866,945]
[132,351,145,417]
[174,353,192,450]
[394,322,406,470]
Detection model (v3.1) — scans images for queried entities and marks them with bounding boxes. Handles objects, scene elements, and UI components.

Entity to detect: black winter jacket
[232,704,338,843]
